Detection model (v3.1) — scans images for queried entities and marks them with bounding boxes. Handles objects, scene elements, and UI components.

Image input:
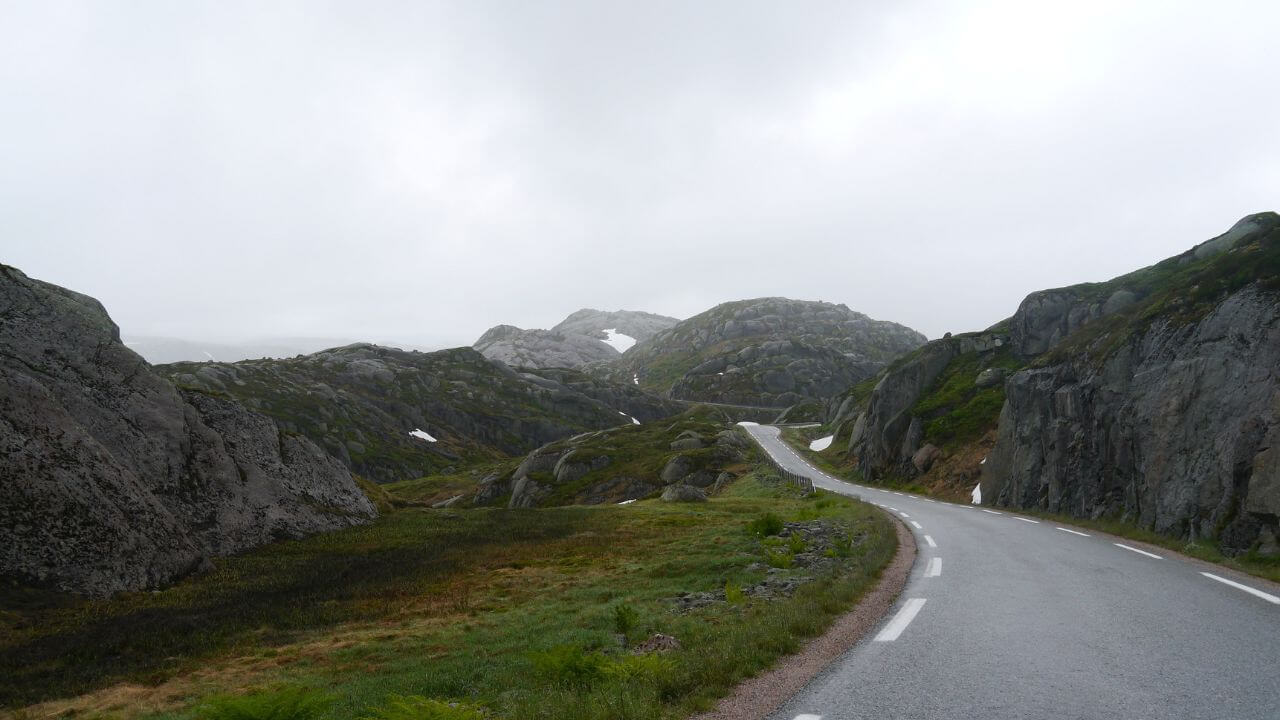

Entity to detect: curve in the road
[739,424,1280,720]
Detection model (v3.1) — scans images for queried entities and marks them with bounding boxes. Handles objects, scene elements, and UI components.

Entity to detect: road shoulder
[691,511,917,720]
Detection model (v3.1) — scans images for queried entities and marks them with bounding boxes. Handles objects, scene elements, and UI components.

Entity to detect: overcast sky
[3,1,1277,347]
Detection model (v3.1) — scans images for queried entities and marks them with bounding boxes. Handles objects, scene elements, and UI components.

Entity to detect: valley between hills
[3,213,1279,719]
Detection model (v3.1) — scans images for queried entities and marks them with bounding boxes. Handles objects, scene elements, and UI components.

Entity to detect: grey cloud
[3,0,1277,347]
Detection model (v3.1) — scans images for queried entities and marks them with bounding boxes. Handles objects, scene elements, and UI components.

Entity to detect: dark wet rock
[0,265,376,597]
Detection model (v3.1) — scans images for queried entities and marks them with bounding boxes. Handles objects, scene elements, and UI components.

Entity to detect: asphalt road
[740,424,1280,720]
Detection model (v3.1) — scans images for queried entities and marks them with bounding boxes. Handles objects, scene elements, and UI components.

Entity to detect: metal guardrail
[738,426,815,495]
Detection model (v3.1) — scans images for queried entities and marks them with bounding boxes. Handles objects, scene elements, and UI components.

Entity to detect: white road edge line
[898,512,910,518]
[910,521,922,529]
[874,598,927,641]
[1114,543,1163,560]
[1014,517,1040,524]
[926,557,942,577]
[981,509,1002,515]
[924,535,937,548]
[1200,572,1280,605]
[1056,527,1090,537]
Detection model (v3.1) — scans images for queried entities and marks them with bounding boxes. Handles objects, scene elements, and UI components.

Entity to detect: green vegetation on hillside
[2,474,895,719]
[911,347,1025,450]
[1039,213,1280,366]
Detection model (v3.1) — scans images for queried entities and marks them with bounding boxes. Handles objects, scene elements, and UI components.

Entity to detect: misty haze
[2,2,1278,719]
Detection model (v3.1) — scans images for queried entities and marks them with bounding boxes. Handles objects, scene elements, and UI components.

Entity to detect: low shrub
[724,580,745,604]
[748,512,784,537]
[196,686,335,720]
[764,550,794,569]
[528,645,607,688]
[612,603,640,637]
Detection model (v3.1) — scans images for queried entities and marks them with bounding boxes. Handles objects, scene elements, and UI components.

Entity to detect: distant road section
[740,424,1280,720]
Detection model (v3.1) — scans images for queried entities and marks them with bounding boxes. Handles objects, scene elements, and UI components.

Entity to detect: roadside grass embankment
[2,472,895,720]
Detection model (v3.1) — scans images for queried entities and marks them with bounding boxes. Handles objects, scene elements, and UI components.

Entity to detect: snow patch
[632,373,639,385]
[618,411,642,425]
[617,499,637,505]
[809,435,834,451]
[971,483,982,505]
[409,429,438,442]
[600,328,636,353]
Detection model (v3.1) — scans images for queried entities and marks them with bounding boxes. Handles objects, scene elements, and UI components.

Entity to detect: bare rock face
[612,297,927,407]
[983,286,1280,553]
[849,332,1008,477]
[473,309,680,370]
[0,265,376,596]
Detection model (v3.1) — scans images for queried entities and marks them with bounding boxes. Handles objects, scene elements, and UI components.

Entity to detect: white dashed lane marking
[910,521,922,529]
[874,598,927,641]
[1056,527,1090,537]
[980,509,1002,515]
[1200,572,1280,605]
[926,557,942,577]
[1014,517,1040,524]
[1115,543,1163,560]
[924,535,937,548]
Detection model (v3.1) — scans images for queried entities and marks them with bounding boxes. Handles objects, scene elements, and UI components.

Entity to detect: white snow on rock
[600,328,636,353]
[632,373,639,385]
[618,499,637,505]
[971,483,982,504]
[409,428,438,442]
[809,435,834,451]
[618,411,641,425]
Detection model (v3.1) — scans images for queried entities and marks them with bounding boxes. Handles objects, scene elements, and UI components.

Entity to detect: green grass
[1,474,895,719]
[910,347,1024,450]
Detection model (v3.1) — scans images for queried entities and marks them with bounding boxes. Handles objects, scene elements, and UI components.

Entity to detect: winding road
[740,424,1280,720]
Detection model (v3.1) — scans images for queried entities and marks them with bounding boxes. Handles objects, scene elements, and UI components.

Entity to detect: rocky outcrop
[473,325,621,369]
[550,309,680,343]
[847,332,1009,479]
[473,309,680,370]
[0,265,376,596]
[160,346,681,484]
[983,284,1280,554]
[829,212,1280,556]
[517,367,685,423]
[487,409,750,508]
[610,298,926,406]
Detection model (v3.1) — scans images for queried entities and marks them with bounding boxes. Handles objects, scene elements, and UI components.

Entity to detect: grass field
[1,472,895,720]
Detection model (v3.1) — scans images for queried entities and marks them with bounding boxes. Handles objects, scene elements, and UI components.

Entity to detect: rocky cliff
[159,345,683,484]
[0,266,376,596]
[608,298,927,407]
[474,309,679,369]
[829,213,1280,556]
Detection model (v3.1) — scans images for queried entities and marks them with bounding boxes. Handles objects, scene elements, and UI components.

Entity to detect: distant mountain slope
[550,309,680,344]
[607,298,927,407]
[123,335,437,364]
[0,266,375,597]
[473,308,679,369]
[159,345,683,484]
[827,212,1280,556]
